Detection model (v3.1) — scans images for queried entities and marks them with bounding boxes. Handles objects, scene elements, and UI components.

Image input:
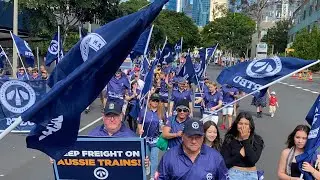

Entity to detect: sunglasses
[177,108,189,113]
[151,99,159,102]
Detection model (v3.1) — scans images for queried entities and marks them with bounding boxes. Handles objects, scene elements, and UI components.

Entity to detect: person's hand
[189,112,193,118]
[139,129,144,136]
[229,92,234,96]
[49,158,54,164]
[144,156,150,167]
[302,162,316,173]
[210,107,216,111]
[239,126,250,140]
[240,147,245,157]
[315,155,320,169]
[176,131,183,137]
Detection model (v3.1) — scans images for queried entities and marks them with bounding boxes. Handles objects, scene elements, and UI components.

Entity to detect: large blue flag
[217,57,316,95]
[178,54,196,83]
[22,0,168,160]
[45,33,64,66]
[296,95,320,180]
[11,33,34,60]
[195,50,206,78]
[132,26,152,55]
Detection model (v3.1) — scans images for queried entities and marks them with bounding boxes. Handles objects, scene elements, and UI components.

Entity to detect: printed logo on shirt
[246,56,282,78]
[206,173,213,180]
[192,122,199,129]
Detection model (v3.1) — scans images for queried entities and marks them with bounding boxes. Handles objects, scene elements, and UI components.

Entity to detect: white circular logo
[48,40,59,55]
[24,41,32,52]
[80,33,107,62]
[246,56,282,78]
[192,122,199,129]
[206,173,213,180]
[0,80,36,113]
[94,167,109,179]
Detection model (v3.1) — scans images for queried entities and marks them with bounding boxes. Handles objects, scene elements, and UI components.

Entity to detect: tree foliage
[261,20,289,54]
[119,0,149,15]
[153,10,200,50]
[201,12,255,56]
[291,27,320,71]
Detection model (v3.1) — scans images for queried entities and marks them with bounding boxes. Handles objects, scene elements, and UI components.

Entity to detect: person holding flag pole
[200,57,320,124]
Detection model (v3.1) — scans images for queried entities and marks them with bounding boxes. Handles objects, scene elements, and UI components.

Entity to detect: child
[269,91,279,118]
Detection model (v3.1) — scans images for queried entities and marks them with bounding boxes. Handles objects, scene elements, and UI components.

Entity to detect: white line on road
[78,117,102,133]
[278,82,320,94]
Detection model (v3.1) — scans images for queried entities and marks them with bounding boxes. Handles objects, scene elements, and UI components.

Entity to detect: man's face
[182,134,203,152]
[176,107,189,119]
[115,72,121,78]
[103,113,122,132]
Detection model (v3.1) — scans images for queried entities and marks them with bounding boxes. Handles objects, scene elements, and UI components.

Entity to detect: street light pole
[12,0,18,78]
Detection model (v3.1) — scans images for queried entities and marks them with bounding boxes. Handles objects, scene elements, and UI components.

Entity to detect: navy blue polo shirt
[203,91,223,109]
[165,116,190,148]
[170,89,192,108]
[88,123,136,137]
[157,145,229,180]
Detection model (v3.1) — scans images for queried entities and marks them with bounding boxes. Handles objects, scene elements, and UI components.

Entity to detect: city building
[192,0,211,26]
[288,0,320,47]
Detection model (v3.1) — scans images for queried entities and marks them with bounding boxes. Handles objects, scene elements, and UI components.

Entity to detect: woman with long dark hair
[203,121,222,151]
[221,112,264,179]
[278,125,310,179]
[124,80,140,132]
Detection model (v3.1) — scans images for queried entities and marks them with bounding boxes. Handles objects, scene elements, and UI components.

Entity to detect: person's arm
[302,162,320,180]
[215,157,229,180]
[277,149,299,180]
[156,155,169,180]
[169,101,174,116]
[194,97,203,104]
[241,137,264,167]
[162,126,181,139]
[189,101,193,117]
[211,100,223,111]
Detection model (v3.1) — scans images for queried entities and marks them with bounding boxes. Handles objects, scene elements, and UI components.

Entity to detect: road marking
[278,82,320,94]
[78,117,102,133]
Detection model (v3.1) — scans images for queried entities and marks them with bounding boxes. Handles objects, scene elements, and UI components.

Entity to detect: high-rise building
[192,0,211,26]
[209,0,228,21]
[166,0,183,12]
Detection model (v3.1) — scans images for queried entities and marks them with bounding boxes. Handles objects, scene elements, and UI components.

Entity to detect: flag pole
[181,37,183,52]
[140,91,151,138]
[10,31,30,80]
[161,36,167,53]
[200,59,320,122]
[0,45,14,71]
[144,25,154,56]
[57,26,61,63]
[36,47,40,71]
[0,116,22,140]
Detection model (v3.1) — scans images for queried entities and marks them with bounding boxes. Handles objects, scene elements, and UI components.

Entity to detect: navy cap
[176,99,189,110]
[104,102,122,115]
[183,119,204,136]
[150,93,160,101]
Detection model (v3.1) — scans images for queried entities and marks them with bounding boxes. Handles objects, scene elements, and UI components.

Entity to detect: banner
[53,137,146,180]
[0,80,46,132]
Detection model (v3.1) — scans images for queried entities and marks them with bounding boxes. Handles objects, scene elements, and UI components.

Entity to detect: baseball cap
[116,69,122,73]
[104,102,122,115]
[176,99,189,110]
[183,119,204,136]
[271,91,276,95]
[150,93,160,101]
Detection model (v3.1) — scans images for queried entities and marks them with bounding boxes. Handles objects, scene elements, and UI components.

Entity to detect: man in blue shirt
[106,69,130,108]
[156,119,229,180]
[88,101,136,137]
[221,84,239,130]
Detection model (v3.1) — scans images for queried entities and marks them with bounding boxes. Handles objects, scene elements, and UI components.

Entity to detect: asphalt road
[0,64,318,180]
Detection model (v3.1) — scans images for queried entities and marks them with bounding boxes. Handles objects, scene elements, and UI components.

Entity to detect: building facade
[192,0,211,26]
[288,0,320,46]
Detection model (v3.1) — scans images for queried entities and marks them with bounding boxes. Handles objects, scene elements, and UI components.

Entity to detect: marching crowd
[71,54,319,179]
[0,65,49,81]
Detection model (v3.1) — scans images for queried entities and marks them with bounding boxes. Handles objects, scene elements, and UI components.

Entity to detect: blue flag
[11,33,34,60]
[174,38,182,53]
[296,95,320,180]
[217,57,315,96]
[23,0,168,160]
[132,26,152,55]
[195,50,206,78]
[161,43,175,64]
[140,56,149,76]
[0,80,46,132]
[45,33,63,66]
[178,54,196,83]
[206,45,218,60]
[0,48,6,69]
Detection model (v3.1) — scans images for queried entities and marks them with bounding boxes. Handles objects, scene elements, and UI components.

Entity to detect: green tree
[119,0,149,15]
[261,20,289,54]
[153,10,200,51]
[291,27,320,71]
[201,12,255,56]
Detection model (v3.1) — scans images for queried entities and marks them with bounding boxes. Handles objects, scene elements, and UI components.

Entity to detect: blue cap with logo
[183,119,204,136]
[104,101,122,115]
